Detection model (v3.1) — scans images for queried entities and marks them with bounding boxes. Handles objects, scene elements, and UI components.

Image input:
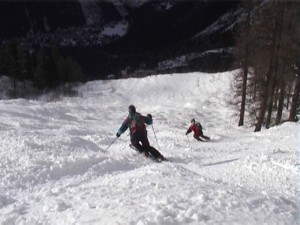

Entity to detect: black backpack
[196,122,202,130]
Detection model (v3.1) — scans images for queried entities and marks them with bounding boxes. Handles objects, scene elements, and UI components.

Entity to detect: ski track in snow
[0,72,298,225]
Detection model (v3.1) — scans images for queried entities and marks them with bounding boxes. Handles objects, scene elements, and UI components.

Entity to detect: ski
[196,136,210,142]
[129,144,167,163]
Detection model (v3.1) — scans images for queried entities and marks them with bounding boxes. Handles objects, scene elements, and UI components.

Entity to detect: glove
[116,133,120,138]
[147,114,153,125]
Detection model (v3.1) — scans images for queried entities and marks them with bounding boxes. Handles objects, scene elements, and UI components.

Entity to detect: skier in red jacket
[186,118,210,141]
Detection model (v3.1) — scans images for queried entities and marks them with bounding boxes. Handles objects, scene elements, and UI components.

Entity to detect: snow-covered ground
[0,72,298,225]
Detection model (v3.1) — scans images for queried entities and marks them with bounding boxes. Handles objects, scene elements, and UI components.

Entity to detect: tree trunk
[255,69,272,132]
[276,77,286,125]
[273,87,279,109]
[286,81,292,110]
[238,1,251,127]
[266,3,284,128]
[255,2,279,132]
[265,74,277,128]
[239,67,248,126]
[288,75,300,121]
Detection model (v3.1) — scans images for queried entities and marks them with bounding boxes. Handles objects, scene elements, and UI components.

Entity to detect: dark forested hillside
[105,1,237,53]
[0,0,239,80]
[0,1,85,39]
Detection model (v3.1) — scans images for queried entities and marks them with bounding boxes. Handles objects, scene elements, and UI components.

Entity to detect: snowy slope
[0,72,298,225]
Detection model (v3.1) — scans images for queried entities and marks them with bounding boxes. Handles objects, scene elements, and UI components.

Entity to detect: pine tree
[233,0,299,131]
[276,2,299,124]
[232,0,255,126]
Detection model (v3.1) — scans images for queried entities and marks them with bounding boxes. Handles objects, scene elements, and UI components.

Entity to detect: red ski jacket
[187,122,202,136]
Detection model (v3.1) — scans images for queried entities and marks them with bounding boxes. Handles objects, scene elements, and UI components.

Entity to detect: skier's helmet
[191,118,195,123]
[128,105,136,115]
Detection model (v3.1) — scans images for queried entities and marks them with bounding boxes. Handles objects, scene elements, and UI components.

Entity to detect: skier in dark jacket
[186,118,210,141]
[116,105,166,161]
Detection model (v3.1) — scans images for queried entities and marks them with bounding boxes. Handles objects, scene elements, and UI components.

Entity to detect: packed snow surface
[0,72,298,225]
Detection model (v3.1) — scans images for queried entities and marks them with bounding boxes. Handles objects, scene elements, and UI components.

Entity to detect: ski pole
[105,137,118,152]
[151,124,160,151]
[186,134,191,148]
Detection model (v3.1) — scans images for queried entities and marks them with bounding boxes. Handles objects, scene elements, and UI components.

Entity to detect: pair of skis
[129,144,167,163]
[197,136,210,142]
